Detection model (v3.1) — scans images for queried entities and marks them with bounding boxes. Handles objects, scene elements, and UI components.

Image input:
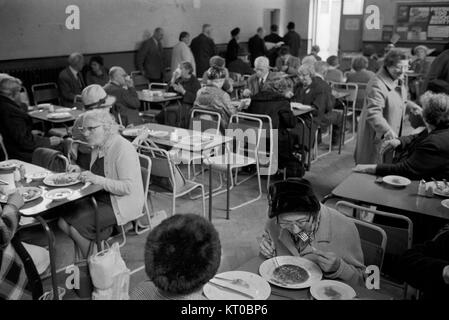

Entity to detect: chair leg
[229,163,262,211]
[200,185,206,218]
[172,194,176,216]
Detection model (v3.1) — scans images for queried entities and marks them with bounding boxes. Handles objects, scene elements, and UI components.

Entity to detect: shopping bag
[88,242,130,299]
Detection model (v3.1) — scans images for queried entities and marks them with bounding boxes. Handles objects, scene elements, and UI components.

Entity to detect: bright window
[343,0,364,15]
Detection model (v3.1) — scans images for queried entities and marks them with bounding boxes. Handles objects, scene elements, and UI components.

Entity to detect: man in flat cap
[259,178,366,286]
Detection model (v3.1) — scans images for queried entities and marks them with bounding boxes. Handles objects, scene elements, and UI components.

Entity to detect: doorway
[309,0,342,60]
[263,9,281,35]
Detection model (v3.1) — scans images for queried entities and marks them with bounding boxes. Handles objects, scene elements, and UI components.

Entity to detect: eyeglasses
[277,216,311,227]
[78,125,102,133]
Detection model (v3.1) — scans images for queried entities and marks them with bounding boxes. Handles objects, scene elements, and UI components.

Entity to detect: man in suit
[0,75,63,161]
[136,27,165,83]
[248,27,267,67]
[283,22,301,58]
[243,56,293,98]
[275,45,300,76]
[228,48,254,76]
[264,24,284,67]
[190,24,216,77]
[424,44,449,94]
[226,27,240,66]
[58,52,85,107]
[103,66,142,127]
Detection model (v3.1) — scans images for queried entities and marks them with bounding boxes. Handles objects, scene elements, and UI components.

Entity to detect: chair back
[138,153,151,196]
[331,82,358,110]
[131,71,150,91]
[31,148,69,172]
[0,133,8,161]
[237,112,277,175]
[227,113,263,162]
[336,201,413,262]
[352,82,367,111]
[351,217,387,270]
[149,82,168,92]
[73,94,84,110]
[137,144,186,194]
[229,72,242,82]
[31,82,61,105]
[189,108,222,135]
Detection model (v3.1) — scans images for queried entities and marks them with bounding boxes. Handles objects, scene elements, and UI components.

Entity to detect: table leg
[35,215,59,300]
[208,163,213,221]
[226,163,230,220]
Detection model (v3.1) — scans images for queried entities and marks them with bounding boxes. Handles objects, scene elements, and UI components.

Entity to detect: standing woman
[355,49,409,164]
[59,110,144,259]
[226,28,240,66]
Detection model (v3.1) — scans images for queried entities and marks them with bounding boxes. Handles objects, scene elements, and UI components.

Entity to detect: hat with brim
[414,45,435,55]
[81,84,116,109]
[268,178,320,218]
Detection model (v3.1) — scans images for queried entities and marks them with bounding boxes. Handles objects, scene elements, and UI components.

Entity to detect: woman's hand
[310,250,341,274]
[353,164,377,174]
[383,129,397,141]
[259,233,276,259]
[67,164,81,173]
[380,138,401,155]
[79,171,102,185]
[173,83,186,95]
[242,89,252,97]
[406,100,423,116]
[7,191,25,210]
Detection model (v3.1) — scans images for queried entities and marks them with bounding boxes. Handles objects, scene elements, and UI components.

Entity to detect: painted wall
[0,0,301,61]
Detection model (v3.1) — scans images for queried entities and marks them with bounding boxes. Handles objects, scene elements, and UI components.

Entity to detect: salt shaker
[417,180,426,196]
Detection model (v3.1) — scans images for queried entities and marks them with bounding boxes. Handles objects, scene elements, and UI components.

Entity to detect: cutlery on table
[80,182,92,190]
[214,276,250,289]
[208,280,255,299]
[431,177,440,190]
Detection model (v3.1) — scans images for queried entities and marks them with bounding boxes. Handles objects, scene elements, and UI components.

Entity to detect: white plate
[203,271,271,300]
[310,280,356,300]
[25,171,50,181]
[426,181,449,197]
[0,160,20,169]
[382,175,411,187]
[47,112,72,119]
[259,256,322,289]
[122,128,143,137]
[149,131,169,138]
[44,188,73,201]
[441,199,449,209]
[0,187,42,203]
[43,173,80,187]
[37,103,52,109]
[163,92,178,97]
[55,107,72,113]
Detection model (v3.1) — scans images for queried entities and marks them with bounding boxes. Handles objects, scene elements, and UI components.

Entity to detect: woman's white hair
[298,63,316,77]
[0,74,22,97]
[83,109,119,136]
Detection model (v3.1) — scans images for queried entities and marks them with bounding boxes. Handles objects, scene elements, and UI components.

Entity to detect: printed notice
[430,7,449,25]
[428,25,449,38]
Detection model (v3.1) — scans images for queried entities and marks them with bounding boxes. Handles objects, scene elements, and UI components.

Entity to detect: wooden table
[130,123,233,221]
[137,91,183,125]
[327,172,449,221]
[237,256,393,300]
[2,159,103,300]
[28,106,83,124]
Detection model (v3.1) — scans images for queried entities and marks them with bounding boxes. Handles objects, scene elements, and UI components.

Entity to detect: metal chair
[31,82,61,106]
[130,71,150,91]
[0,133,8,161]
[205,113,263,211]
[149,82,168,92]
[331,82,358,144]
[138,144,206,217]
[336,200,413,297]
[73,94,84,110]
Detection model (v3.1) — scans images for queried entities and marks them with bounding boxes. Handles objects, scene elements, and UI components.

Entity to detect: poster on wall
[409,7,430,24]
[397,5,410,23]
[382,25,394,41]
[429,7,449,25]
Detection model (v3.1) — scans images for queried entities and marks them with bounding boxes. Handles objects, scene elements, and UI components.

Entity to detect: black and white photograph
[1,0,449,312]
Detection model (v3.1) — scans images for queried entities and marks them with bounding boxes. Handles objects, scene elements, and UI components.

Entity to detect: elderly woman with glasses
[259,179,366,286]
[59,109,144,259]
[354,91,449,180]
[355,49,409,164]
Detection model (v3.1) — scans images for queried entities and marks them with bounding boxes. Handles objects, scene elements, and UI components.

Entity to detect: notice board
[395,2,449,42]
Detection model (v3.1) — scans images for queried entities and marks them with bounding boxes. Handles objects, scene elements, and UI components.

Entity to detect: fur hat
[209,55,226,69]
[268,178,320,218]
[144,214,221,294]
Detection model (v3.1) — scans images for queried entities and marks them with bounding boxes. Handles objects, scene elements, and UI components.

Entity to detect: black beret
[231,27,240,37]
[267,178,320,218]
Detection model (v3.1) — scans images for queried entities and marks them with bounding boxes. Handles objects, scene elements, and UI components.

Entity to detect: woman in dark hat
[131,214,221,300]
[259,178,366,286]
[226,27,241,65]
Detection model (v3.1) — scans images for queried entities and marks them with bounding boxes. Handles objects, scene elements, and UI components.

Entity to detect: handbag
[88,242,130,300]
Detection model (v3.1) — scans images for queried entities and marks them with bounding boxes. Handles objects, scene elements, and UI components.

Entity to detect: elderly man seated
[58,52,86,107]
[243,56,293,98]
[275,45,300,76]
[104,66,142,127]
[0,74,63,161]
[259,178,366,286]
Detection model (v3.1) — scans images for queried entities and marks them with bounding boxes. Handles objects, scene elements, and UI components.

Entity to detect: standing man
[190,24,216,77]
[283,22,301,58]
[104,66,142,127]
[136,27,165,83]
[264,24,284,67]
[58,52,85,107]
[248,27,268,67]
[226,27,240,66]
[171,31,196,76]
